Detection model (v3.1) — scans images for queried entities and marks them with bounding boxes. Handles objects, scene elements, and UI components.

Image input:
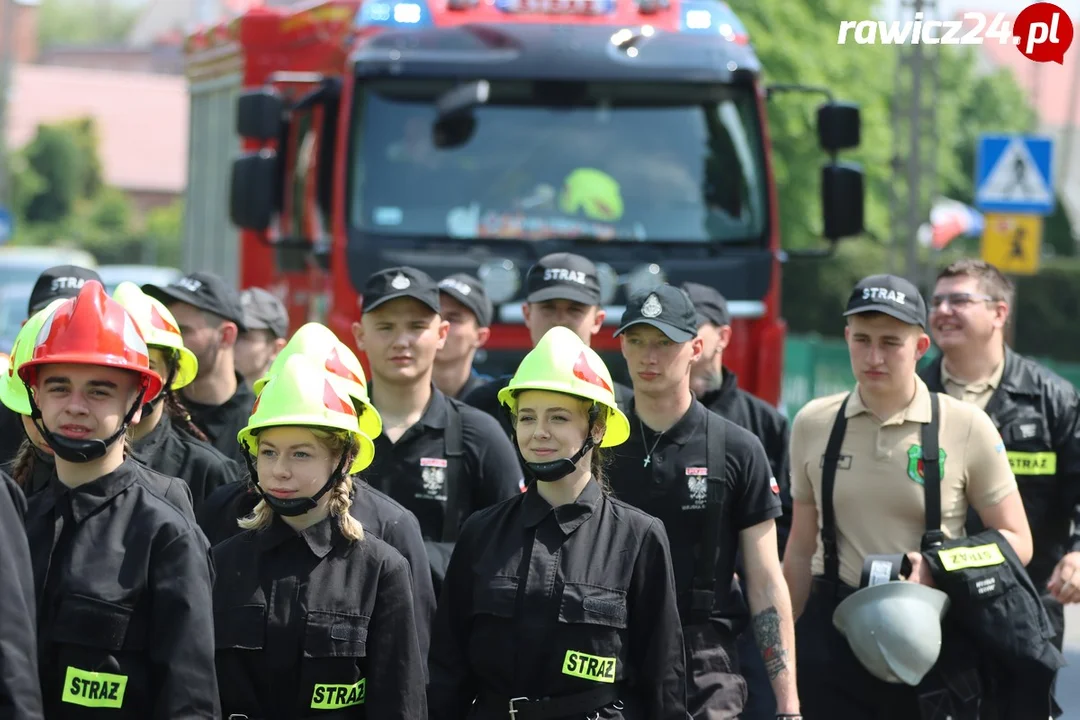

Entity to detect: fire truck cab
[184,0,863,406]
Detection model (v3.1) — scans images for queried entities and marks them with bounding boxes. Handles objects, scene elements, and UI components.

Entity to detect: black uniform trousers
[796,579,922,720]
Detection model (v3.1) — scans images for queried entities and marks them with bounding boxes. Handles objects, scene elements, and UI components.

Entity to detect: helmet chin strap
[141,365,178,417]
[241,440,350,518]
[514,404,601,484]
[26,382,146,465]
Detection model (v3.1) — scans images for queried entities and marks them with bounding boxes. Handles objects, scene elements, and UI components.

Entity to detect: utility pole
[890,0,939,290]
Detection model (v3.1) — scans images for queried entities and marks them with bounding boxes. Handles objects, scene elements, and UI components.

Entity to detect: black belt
[475,684,623,719]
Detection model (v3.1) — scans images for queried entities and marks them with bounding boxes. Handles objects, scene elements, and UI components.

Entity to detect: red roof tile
[7,64,188,194]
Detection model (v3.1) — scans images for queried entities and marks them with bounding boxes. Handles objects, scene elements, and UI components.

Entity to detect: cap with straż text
[438,273,493,328]
[362,267,441,314]
[614,284,699,343]
[143,272,248,330]
[525,253,601,306]
[844,274,927,328]
[29,265,102,316]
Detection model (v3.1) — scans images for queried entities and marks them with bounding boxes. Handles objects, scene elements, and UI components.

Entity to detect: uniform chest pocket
[304,611,370,658]
[471,576,518,619]
[52,594,143,652]
[558,584,628,629]
[214,604,266,651]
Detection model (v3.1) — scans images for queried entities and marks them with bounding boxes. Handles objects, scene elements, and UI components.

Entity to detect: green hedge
[781,240,1080,363]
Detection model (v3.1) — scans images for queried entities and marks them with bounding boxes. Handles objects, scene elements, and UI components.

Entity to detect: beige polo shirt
[941,359,1005,411]
[790,376,1017,588]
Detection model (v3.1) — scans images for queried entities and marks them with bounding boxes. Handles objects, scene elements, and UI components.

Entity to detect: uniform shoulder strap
[821,394,851,584]
[441,399,466,543]
[920,392,944,550]
[689,411,728,623]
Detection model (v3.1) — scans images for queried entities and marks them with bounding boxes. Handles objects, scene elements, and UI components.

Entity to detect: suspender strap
[920,392,944,550]
[690,411,728,622]
[820,392,945,588]
[441,401,466,543]
[820,395,851,584]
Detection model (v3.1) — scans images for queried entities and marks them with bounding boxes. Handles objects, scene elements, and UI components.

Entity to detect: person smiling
[428,326,687,720]
[19,281,219,718]
[212,353,426,719]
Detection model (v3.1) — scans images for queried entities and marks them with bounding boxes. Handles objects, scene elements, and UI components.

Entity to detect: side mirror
[236,88,284,141]
[817,101,860,152]
[230,150,277,231]
[822,162,865,240]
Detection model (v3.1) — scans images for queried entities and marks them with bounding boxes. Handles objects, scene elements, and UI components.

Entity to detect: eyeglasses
[929,292,997,309]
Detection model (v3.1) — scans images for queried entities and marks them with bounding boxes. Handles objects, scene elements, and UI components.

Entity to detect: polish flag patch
[685,467,708,476]
[770,477,780,494]
[421,457,448,468]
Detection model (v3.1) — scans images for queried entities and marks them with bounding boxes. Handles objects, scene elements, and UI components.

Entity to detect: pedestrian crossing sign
[975,135,1055,215]
[980,213,1042,276]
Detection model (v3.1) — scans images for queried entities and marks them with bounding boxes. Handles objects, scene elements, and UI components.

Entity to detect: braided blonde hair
[238,428,364,542]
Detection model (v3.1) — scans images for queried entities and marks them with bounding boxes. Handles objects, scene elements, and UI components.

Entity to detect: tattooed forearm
[752,606,788,679]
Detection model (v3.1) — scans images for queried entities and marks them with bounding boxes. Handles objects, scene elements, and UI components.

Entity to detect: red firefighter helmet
[18,280,164,404]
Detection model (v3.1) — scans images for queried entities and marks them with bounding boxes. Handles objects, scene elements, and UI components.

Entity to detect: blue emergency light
[678,0,750,42]
[356,0,434,27]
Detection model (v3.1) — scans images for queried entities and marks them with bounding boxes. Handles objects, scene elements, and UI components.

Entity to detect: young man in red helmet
[19,281,219,718]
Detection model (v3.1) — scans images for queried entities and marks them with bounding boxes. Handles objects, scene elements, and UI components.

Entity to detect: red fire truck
[182,0,863,406]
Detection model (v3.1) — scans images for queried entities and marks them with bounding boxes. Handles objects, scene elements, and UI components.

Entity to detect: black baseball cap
[438,273,494,327]
[142,271,248,330]
[844,274,927,328]
[614,284,699,343]
[525,253,601,306]
[362,267,441,314]
[240,288,289,338]
[681,282,731,328]
[29,265,102,316]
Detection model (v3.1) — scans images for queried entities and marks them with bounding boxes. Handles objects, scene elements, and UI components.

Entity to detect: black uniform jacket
[0,470,44,719]
[198,478,437,658]
[182,372,256,466]
[921,347,1080,587]
[8,448,196,522]
[427,479,688,720]
[212,515,427,720]
[132,414,240,516]
[25,459,219,718]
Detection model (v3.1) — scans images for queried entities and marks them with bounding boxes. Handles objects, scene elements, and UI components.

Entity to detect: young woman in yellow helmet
[112,282,241,513]
[427,325,688,720]
[201,321,437,656]
[212,352,426,718]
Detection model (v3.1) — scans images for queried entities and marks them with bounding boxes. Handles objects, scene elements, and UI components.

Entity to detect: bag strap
[820,394,851,584]
[920,392,944,550]
[689,411,728,622]
[441,399,466,543]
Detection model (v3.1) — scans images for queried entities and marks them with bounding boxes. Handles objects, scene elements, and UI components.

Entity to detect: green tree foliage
[22,123,87,223]
[11,116,183,268]
[729,0,1045,251]
[37,0,141,48]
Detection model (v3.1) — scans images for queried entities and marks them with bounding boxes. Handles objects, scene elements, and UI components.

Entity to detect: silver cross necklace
[640,422,665,468]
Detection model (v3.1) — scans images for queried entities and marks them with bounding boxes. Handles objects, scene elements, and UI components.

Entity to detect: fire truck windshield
[349,78,767,244]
